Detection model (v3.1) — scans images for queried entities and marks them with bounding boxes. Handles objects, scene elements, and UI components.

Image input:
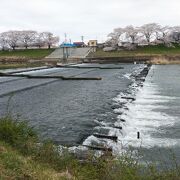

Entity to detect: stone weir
[83,56,153,64]
[70,64,152,158]
[83,55,180,64]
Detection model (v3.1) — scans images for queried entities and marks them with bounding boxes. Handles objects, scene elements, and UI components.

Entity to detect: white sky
[0,0,180,43]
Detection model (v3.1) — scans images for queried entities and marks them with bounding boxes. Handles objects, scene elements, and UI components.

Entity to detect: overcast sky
[0,0,180,43]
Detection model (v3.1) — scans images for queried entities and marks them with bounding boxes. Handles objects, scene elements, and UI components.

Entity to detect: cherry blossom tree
[0,30,59,50]
[20,30,37,49]
[106,27,124,47]
[105,23,180,49]
[5,31,20,50]
[166,26,180,44]
[33,32,46,48]
[0,32,8,50]
[124,25,139,44]
[155,26,173,45]
[40,32,59,49]
[140,23,161,44]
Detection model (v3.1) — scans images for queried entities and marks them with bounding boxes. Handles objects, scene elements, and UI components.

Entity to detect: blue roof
[60,43,75,48]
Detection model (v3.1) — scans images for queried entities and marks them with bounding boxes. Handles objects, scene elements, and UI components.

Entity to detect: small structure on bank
[88,40,98,47]
[88,40,98,52]
[60,43,75,61]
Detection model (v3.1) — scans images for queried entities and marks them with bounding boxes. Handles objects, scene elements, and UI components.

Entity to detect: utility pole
[64,33,67,43]
[62,33,69,63]
[81,36,84,42]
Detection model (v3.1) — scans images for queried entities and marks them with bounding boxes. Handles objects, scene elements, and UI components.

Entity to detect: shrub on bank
[0,117,37,149]
[0,116,180,180]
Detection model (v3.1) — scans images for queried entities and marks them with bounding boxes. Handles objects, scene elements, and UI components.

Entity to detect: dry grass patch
[148,58,180,64]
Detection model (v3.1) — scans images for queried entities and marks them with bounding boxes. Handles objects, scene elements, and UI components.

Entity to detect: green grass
[0,62,46,70]
[0,117,37,149]
[0,49,55,59]
[0,116,180,180]
[92,44,180,58]
[0,141,67,179]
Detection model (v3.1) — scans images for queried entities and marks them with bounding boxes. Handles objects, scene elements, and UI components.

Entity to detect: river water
[0,64,180,165]
[0,64,138,145]
[122,65,180,166]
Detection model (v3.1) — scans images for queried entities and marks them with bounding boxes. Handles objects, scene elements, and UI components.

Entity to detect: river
[0,64,179,165]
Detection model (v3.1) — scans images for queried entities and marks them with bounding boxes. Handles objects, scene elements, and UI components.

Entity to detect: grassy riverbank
[0,49,55,59]
[0,117,180,179]
[0,62,46,70]
[92,44,180,58]
[0,49,56,70]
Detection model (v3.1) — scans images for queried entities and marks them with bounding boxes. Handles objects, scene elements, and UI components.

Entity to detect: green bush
[34,141,76,171]
[0,117,180,180]
[0,117,37,152]
[0,117,76,171]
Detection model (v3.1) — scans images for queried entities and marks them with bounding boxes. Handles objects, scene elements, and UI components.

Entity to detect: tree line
[0,30,59,50]
[106,23,180,50]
